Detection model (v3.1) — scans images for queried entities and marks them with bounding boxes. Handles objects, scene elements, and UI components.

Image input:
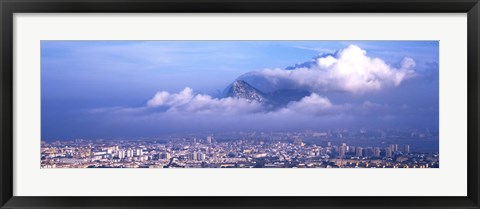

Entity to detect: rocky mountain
[223,80,311,108]
[224,80,269,103]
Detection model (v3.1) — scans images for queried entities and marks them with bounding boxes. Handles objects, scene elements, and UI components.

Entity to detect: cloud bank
[241,45,416,94]
[140,88,395,118]
[146,87,263,114]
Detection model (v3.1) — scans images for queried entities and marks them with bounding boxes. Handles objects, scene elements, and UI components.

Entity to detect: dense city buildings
[41,129,439,168]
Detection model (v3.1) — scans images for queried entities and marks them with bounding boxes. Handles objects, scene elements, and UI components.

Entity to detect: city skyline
[41,129,439,168]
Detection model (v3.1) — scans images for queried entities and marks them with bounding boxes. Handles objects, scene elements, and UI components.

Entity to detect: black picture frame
[1,0,479,208]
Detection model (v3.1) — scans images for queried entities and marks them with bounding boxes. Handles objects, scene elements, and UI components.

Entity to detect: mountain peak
[232,79,249,86]
[225,80,268,103]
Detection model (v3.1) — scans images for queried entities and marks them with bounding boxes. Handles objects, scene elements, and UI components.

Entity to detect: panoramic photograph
[41,41,439,168]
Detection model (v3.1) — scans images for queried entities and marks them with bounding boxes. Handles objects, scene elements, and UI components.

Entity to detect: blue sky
[41,41,439,140]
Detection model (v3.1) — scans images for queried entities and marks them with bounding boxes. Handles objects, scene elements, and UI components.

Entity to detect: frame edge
[1,0,480,208]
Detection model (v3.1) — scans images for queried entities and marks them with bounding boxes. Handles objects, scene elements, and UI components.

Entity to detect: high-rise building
[197,152,206,161]
[160,152,171,160]
[356,147,363,157]
[118,150,125,159]
[339,146,346,158]
[364,147,373,157]
[206,136,213,144]
[188,151,198,161]
[374,147,381,157]
[126,149,134,158]
[404,144,410,153]
[348,146,355,154]
[390,144,398,152]
[385,147,393,158]
[135,149,143,156]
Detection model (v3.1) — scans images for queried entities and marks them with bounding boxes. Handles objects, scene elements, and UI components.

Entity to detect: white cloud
[146,87,263,114]
[147,87,194,107]
[282,93,335,114]
[274,93,395,117]
[246,45,416,94]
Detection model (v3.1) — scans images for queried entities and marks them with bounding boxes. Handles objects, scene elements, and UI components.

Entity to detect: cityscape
[41,41,439,169]
[41,129,439,168]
